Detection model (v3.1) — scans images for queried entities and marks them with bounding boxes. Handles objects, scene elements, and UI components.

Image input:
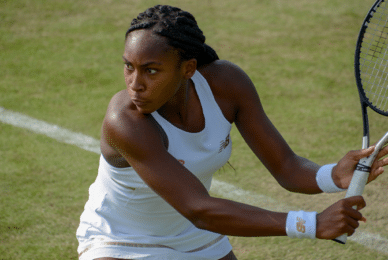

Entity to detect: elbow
[270,166,295,192]
[183,201,213,231]
[276,179,297,192]
[280,184,299,193]
[276,174,318,194]
[272,155,301,192]
[270,169,305,193]
[276,173,307,193]
[188,214,209,231]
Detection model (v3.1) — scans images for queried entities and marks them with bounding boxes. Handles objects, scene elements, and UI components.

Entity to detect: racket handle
[333,170,369,244]
[333,233,347,244]
[333,132,388,244]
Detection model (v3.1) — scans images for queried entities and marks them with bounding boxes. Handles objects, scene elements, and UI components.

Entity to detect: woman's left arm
[213,61,388,194]
[227,64,322,194]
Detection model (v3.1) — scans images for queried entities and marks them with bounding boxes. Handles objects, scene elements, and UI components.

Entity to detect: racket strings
[360,0,388,113]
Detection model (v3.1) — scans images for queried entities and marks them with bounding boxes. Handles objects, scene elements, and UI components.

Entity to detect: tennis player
[76,5,388,260]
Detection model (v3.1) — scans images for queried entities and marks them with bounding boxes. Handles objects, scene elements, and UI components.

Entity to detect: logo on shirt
[219,134,230,153]
[296,217,306,233]
[178,159,185,165]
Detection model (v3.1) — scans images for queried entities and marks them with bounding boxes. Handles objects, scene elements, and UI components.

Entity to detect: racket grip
[333,170,369,244]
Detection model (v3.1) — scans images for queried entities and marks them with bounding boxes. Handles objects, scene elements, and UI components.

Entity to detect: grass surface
[1,0,388,259]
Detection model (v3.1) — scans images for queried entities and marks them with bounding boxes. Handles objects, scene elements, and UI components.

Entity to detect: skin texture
[98,29,388,259]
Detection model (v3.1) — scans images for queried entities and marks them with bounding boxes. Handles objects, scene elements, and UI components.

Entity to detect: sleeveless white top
[77,70,233,258]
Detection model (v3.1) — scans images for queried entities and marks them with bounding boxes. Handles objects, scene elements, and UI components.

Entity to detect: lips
[132,98,149,107]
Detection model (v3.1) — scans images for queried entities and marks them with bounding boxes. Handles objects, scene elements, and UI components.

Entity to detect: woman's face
[123,29,193,114]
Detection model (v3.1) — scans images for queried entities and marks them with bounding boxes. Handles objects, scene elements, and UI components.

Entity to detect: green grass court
[1,0,388,259]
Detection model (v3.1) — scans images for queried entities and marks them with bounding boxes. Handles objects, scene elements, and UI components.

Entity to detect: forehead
[124,29,180,63]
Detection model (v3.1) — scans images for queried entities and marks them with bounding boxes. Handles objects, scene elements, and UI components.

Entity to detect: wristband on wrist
[286,211,317,239]
[316,164,346,193]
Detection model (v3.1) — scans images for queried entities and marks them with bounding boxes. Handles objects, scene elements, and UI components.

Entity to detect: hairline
[124,29,188,70]
[125,27,192,66]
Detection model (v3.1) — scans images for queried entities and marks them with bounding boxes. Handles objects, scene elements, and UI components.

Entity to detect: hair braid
[125,5,219,67]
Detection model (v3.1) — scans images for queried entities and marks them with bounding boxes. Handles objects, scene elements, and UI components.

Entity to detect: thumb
[353,146,375,161]
[345,195,367,210]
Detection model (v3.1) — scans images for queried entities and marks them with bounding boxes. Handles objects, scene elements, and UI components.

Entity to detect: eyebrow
[122,56,163,67]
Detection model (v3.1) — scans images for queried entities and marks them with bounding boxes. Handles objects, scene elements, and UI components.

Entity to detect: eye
[124,63,134,71]
[147,68,157,75]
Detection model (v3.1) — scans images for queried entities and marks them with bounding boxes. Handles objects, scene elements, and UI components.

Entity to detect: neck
[157,79,191,124]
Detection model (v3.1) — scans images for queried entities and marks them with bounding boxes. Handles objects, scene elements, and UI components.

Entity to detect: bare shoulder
[101,90,166,166]
[198,60,260,123]
[103,90,141,140]
[104,89,141,126]
[199,60,253,91]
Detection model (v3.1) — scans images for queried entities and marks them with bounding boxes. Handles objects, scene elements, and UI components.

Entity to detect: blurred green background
[1,0,387,259]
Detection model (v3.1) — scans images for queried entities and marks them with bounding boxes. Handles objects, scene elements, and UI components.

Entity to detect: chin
[136,106,155,115]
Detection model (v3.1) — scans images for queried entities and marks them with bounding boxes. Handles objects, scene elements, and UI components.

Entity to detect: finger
[360,146,376,159]
[343,196,367,211]
[370,156,388,177]
[346,218,367,236]
[376,144,388,159]
[371,147,388,170]
[347,227,356,237]
[355,202,366,211]
[368,167,384,182]
[380,154,388,164]
[345,215,360,230]
[344,222,357,237]
[370,162,385,176]
[346,207,365,221]
[348,146,375,161]
[376,154,388,167]
[343,215,366,236]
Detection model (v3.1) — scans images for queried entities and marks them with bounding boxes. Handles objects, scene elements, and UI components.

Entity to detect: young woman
[76,5,388,260]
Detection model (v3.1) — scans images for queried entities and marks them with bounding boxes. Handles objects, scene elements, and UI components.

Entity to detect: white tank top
[79,70,232,240]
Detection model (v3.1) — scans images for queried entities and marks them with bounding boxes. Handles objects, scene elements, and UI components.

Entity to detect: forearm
[192,197,287,237]
[275,155,322,194]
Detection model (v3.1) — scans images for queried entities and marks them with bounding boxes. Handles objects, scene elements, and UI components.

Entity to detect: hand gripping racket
[333,0,388,244]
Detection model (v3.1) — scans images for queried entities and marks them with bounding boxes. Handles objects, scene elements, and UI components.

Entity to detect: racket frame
[333,0,388,244]
[355,0,388,117]
[354,0,388,148]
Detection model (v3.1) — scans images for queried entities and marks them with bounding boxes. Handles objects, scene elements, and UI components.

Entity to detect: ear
[181,58,197,79]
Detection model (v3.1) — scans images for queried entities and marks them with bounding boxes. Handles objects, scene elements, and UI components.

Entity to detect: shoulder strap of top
[191,71,230,126]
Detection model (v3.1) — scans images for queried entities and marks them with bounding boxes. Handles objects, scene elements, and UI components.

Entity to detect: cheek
[159,79,180,97]
[150,83,170,101]
[123,68,130,84]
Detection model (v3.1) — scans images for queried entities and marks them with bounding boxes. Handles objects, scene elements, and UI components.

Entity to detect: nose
[127,71,145,93]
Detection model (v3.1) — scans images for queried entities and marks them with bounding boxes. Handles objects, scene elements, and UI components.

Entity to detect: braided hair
[125,5,219,67]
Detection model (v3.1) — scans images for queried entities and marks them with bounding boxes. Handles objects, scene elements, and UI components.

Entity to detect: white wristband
[286,211,317,239]
[316,164,346,193]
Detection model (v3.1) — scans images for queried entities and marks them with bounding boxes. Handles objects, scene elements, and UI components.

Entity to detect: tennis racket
[333,0,388,244]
